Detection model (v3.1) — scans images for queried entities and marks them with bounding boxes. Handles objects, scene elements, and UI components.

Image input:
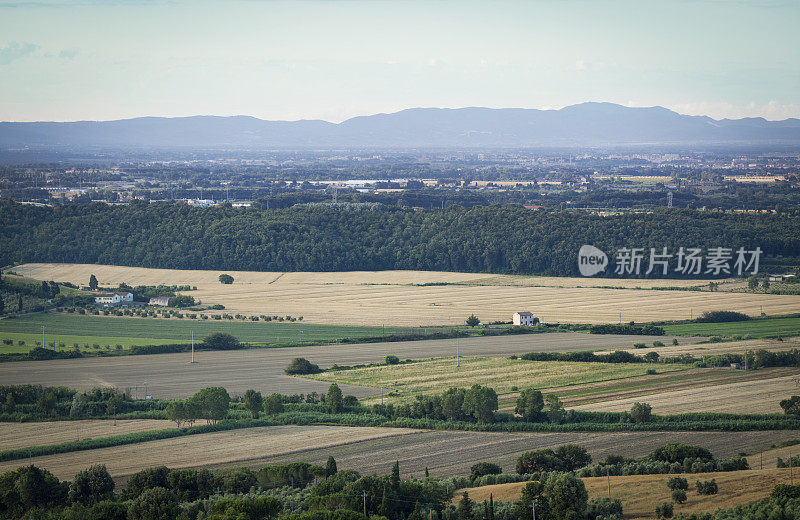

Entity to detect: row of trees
[3,201,798,276]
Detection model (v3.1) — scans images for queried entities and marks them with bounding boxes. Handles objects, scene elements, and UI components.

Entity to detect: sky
[0,0,798,122]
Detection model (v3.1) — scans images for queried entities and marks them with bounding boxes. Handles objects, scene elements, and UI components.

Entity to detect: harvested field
[550,367,800,409]
[0,333,687,399]
[3,427,793,483]
[11,263,798,325]
[572,373,800,414]
[308,356,690,403]
[747,442,800,469]
[209,430,800,479]
[463,468,793,519]
[0,419,176,451]
[0,425,416,481]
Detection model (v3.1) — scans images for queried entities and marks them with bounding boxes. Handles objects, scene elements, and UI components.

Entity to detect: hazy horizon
[1,0,799,123]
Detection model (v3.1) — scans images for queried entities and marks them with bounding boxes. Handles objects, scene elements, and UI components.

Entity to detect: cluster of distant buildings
[91,292,172,307]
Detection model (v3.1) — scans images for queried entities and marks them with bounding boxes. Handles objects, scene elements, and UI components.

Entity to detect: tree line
[2,201,798,276]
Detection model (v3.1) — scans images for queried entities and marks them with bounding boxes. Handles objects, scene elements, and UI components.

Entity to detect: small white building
[95,292,134,307]
[149,296,170,307]
[513,311,537,326]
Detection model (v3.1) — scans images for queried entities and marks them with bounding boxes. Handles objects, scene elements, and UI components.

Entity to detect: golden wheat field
[462,468,793,519]
[11,263,799,326]
[0,425,417,481]
[0,419,176,451]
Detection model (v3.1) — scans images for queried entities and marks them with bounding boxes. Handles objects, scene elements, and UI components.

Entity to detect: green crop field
[307,356,691,403]
[662,315,800,338]
[0,313,410,353]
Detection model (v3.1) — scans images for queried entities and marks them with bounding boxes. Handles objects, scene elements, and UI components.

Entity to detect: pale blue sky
[0,0,798,122]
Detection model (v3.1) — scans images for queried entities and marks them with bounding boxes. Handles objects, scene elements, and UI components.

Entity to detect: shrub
[666,477,688,490]
[385,355,400,365]
[218,274,234,284]
[695,310,750,323]
[654,501,673,518]
[470,462,502,482]
[630,402,652,423]
[671,489,686,503]
[653,340,665,347]
[202,332,241,350]
[696,478,718,495]
[586,497,622,520]
[646,368,657,375]
[285,358,322,375]
[633,342,647,349]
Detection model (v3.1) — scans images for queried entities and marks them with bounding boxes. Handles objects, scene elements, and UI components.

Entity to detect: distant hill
[2,103,800,148]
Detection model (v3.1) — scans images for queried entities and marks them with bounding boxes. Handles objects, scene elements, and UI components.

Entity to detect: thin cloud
[58,48,80,59]
[0,42,40,65]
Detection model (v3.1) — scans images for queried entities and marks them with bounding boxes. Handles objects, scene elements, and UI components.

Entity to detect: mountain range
[2,102,800,148]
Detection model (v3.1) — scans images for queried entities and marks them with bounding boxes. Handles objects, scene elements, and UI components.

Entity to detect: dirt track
[0,332,688,398]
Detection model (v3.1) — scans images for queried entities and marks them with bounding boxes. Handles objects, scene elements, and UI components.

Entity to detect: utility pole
[361,491,368,516]
[530,500,536,520]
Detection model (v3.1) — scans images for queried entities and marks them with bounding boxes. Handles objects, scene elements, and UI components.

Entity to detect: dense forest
[2,201,799,276]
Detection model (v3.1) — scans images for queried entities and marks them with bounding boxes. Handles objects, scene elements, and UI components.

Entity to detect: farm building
[94,292,133,307]
[149,296,170,307]
[513,311,537,326]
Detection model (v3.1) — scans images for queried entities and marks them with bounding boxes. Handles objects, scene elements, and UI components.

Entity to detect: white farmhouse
[94,292,134,307]
[513,311,537,326]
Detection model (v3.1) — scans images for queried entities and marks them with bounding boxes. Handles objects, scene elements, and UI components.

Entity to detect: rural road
[0,332,691,398]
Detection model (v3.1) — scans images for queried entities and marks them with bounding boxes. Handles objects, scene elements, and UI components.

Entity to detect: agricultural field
[550,367,800,409]
[596,336,800,358]
[0,332,683,399]
[10,263,800,325]
[208,429,798,480]
[2,426,795,483]
[662,315,800,338]
[572,373,800,414]
[463,468,793,519]
[0,419,175,451]
[0,312,409,353]
[0,425,417,481]
[306,356,691,404]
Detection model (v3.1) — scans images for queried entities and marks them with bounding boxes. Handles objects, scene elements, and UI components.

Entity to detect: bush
[202,332,241,350]
[696,478,718,495]
[633,342,647,349]
[695,310,750,323]
[285,358,322,375]
[630,402,652,423]
[666,477,688,490]
[385,355,400,365]
[646,368,657,375]
[470,462,502,482]
[218,274,234,284]
[654,501,673,518]
[586,497,622,520]
[671,489,686,503]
